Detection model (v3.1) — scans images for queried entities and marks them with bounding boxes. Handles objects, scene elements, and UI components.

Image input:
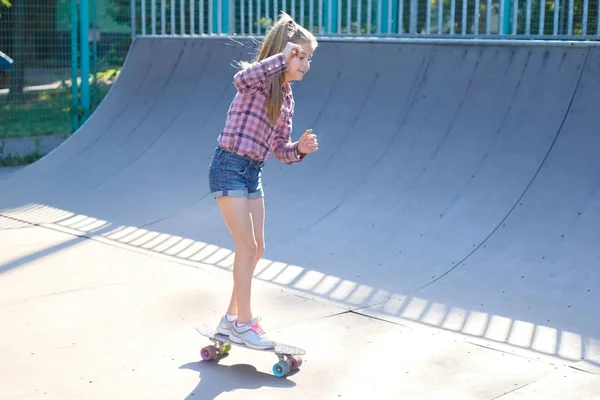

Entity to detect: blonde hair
[238,12,317,124]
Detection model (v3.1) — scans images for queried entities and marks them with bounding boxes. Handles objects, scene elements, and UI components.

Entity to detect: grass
[0,151,44,167]
[0,68,119,139]
[1,87,74,138]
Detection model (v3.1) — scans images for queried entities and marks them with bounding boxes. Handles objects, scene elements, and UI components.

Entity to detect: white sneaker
[216,315,236,335]
[229,317,275,350]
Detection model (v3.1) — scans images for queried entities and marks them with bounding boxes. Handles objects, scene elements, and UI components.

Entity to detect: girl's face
[284,42,315,82]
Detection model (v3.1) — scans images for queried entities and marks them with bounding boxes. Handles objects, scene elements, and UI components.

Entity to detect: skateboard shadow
[180,357,298,399]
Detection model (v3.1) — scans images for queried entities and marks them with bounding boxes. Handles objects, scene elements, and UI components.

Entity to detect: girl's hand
[298,129,318,154]
[283,42,303,63]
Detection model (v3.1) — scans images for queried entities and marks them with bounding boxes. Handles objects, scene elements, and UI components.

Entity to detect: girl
[208,12,319,350]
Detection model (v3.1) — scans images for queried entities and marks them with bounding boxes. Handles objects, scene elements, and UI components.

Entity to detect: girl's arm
[233,53,288,92]
[271,116,307,164]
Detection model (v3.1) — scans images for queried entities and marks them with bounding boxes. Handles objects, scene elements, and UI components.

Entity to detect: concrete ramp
[2,37,600,398]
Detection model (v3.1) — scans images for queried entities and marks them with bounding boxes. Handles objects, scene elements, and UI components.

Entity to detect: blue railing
[131,0,600,40]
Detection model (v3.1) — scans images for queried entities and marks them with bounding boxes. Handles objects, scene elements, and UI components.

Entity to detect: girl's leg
[216,196,258,324]
[248,197,266,273]
[223,197,265,323]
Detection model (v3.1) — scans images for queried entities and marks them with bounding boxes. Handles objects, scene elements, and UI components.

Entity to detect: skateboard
[195,323,305,377]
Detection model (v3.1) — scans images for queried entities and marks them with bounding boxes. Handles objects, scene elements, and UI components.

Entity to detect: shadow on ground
[180,356,297,399]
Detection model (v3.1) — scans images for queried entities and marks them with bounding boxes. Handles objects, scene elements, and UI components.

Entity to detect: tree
[106,0,131,26]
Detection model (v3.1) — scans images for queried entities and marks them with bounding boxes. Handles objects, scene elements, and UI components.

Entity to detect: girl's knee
[238,241,258,261]
[256,242,265,259]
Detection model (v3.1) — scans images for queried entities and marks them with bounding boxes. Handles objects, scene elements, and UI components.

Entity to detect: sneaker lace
[250,318,265,335]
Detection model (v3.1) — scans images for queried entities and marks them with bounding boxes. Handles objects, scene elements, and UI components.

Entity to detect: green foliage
[106,0,131,25]
[0,83,74,138]
[0,70,115,139]
[0,151,43,167]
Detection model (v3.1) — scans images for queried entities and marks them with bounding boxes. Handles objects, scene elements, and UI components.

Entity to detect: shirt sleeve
[233,53,288,93]
[271,113,307,165]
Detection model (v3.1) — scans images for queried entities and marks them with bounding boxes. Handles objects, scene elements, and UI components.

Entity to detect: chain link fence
[0,0,132,164]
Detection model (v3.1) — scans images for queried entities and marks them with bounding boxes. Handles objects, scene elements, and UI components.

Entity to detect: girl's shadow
[180,354,299,399]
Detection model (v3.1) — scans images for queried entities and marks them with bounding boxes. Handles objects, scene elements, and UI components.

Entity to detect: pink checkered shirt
[217,53,306,164]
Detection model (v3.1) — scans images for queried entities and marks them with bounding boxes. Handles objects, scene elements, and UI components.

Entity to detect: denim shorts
[208,146,265,199]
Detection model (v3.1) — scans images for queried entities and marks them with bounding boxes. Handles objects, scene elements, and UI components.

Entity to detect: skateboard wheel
[273,361,291,377]
[201,345,217,361]
[220,343,232,354]
[290,355,303,370]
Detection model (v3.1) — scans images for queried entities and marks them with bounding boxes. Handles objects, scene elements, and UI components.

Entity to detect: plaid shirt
[217,53,306,165]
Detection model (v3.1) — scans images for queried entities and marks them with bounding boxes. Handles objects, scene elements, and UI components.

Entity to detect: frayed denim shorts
[208,146,265,199]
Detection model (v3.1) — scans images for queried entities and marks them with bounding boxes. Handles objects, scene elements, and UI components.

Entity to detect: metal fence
[0,0,131,162]
[132,0,600,39]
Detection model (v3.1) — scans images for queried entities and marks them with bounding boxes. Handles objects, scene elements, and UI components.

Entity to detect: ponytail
[238,12,316,125]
